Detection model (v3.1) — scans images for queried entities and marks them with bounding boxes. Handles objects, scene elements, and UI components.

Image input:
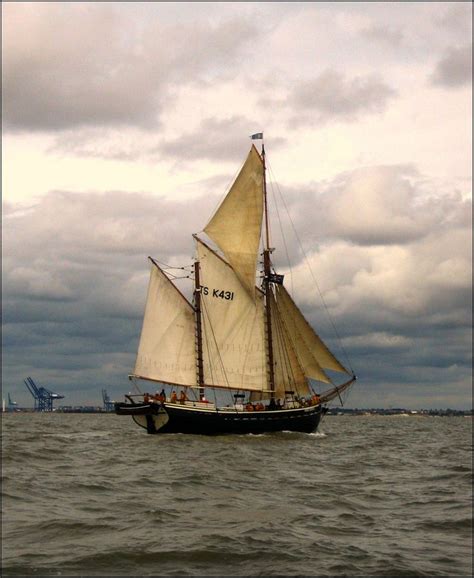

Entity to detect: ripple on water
[1,414,472,577]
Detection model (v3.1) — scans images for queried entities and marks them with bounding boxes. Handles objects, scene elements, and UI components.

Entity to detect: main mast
[262,143,276,398]
[194,260,205,399]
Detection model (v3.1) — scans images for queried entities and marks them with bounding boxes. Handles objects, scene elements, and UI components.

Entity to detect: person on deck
[179,390,188,404]
[170,391,178,403]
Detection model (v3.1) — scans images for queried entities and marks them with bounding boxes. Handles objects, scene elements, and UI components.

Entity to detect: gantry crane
[102,389,115,412]
[7,393,18,412]
[24,377,64,411]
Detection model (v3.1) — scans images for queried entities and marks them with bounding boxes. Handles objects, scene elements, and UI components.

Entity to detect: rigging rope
[266,159,355,376]
[155,260,194,272]
[268,178,294,297]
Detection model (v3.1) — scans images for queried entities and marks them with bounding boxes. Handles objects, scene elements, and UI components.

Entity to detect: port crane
[24,377,64,411]
[102,389,115,412]
[7,393,18,412]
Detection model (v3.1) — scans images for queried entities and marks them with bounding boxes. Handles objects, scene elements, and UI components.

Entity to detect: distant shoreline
[2,407,472,416]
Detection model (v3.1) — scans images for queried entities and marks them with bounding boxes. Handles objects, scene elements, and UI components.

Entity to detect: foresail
[204,146,264,297]
[275,285,350,378]
[197,239,267,392]
[134,259,197,386]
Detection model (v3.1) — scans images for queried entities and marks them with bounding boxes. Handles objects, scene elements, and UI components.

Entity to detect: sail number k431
[202,287,235,301]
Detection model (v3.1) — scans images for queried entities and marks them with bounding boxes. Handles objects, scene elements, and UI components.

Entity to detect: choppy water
[1,413,472,577]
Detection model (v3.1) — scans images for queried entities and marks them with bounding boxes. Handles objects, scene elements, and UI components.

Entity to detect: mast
[262,143,276,398]
[194,260,205,399]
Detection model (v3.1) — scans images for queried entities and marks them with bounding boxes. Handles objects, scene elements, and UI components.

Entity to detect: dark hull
[126,403,323,435]
[115,401,159,416]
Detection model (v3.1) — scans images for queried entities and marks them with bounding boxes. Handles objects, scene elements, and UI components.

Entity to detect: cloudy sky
[2,2,472,410]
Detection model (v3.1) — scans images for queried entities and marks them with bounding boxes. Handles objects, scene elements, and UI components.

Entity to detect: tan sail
[197,239,267,392]
[133,260,197,386]
[204,146,264,296]
[269,290,311,399]
[275,285,350,377]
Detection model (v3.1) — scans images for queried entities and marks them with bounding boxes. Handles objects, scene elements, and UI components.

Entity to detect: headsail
[275,285,350,377]
[269,290,311,399]
[196,238,267,392]
[133,259,197,386]
[204,146,264,297]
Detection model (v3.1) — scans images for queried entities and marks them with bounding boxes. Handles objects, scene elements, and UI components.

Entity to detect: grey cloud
[266,164,471,409]
[284,70,396,126]
[3,189,217,405]
[48,117,286,164]
[361,24,404,47]
[3,4,159,131]
[435,3,472,40]
[430,44,472,88]
[2,4,258,132]
[159,117,286,163]
[275,165,470,249]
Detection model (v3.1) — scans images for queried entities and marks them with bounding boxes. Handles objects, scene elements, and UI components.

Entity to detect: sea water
[2,413,472,576]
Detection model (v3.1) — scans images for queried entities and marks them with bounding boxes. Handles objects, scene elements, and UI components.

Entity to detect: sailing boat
[115,137,356,434]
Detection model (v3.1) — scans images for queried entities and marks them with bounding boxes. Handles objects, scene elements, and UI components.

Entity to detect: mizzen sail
[204,146,264,296]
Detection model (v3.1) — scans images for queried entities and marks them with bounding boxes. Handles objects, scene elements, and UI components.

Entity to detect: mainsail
[133,259,197,386]
[204,145,264,296]
[197,239,267,391]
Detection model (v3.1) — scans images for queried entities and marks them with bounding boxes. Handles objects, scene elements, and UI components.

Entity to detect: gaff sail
[133,259,197,387]
[197,239,267,392]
